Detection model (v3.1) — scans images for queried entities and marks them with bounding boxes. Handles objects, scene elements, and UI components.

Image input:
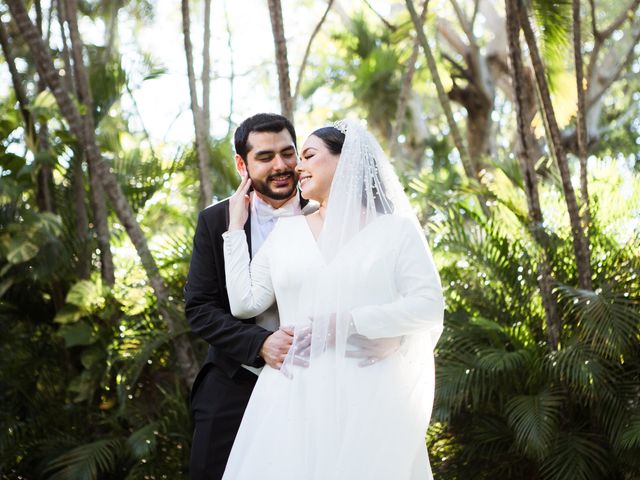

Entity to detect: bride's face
[296,135,340,203]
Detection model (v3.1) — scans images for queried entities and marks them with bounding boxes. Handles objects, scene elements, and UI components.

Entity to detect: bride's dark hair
[311,126,393,214]
[310,126,345,155]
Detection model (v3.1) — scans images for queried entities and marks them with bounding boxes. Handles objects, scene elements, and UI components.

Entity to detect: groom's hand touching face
[235,130,299,208]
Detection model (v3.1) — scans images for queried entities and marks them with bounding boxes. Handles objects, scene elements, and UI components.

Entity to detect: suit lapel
[244,212,252,259]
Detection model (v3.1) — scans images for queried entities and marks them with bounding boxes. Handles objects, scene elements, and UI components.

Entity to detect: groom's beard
[249,169,298,201]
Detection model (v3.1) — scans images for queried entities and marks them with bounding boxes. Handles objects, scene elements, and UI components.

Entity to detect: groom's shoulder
[197,197,231,230]
[200,197,230,218]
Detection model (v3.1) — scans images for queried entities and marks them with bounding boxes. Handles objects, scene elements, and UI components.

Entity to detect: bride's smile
[296,133,340,203]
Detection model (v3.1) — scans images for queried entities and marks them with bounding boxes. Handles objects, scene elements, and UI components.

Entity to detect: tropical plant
[418,161,640,480]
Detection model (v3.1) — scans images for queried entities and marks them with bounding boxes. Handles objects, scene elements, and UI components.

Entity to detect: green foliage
[529,0,572,86]
[1,3,639,479]
[420,163,640,480]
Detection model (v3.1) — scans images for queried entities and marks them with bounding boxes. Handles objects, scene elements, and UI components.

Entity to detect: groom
[184,113,313,480]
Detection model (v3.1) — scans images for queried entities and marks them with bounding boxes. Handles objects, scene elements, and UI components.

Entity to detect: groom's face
[237,129,299,203]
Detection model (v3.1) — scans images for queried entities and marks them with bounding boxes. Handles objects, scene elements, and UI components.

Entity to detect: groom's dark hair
[234,113,297,162]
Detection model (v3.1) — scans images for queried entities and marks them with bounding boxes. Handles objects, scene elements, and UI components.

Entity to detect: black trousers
[189,364,258,480]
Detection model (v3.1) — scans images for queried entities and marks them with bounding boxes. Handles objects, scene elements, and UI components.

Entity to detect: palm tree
[504,0,560,349]
[423,171,640,480]
[64,0,115,286]
[202,0,211,135]
[572,0,590,231]
[405,0,474,180]
[181,0,213,211]
[267,0,293,120]
[5,0,199,385]
[517,1,593,290]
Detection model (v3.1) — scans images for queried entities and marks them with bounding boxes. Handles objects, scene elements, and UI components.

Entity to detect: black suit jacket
[184,199,271,379]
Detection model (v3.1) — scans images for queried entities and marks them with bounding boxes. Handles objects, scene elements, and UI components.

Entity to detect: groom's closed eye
[255,147,296,162]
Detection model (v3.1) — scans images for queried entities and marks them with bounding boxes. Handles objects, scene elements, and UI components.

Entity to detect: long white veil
[281,119,427,374]
[273,119,442,477]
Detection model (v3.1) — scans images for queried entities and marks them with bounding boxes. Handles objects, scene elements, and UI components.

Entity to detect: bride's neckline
[296,213,392,264]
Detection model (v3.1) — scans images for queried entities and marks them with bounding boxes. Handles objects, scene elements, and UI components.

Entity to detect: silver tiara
[333,120,348,134]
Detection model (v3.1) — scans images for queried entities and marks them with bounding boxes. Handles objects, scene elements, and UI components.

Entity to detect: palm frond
[505,389,563,458]
[556,284,640,359]
[619,416,640,450]
[540,431,611,480]
[111,149,178,213]
[546,343,616,402]
[126,422,159,460]
[44,438,124,480]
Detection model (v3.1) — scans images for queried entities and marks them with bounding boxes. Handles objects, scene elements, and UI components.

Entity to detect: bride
[221,119,444,479]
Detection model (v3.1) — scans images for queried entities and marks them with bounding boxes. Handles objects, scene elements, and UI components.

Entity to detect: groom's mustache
[266,171,295,181]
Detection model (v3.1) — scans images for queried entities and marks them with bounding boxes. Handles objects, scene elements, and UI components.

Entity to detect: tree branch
[449,0,474,45]
[588,0,598,39]
[405,0,473,178]
[293,0,334,108]
[389,0,428,157]
[363,0,396,31]
[587,20,640,110]
[598,0,640,41]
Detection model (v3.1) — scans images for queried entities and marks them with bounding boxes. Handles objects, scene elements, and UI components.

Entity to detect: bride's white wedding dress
[221,214,444,480]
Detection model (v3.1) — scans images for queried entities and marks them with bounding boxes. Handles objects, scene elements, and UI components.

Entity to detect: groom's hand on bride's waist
[260,326,294,369]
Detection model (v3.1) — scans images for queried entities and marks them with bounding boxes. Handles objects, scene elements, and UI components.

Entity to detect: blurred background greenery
[1,0,639,479]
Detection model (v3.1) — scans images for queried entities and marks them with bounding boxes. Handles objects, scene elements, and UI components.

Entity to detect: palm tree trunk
[64,0,115,286]
[56,0,75,94]
[56,0,88,278]
[181,0,213,211]
[572,0,591,231]
[1,17,55,213]
[202,0,211,136]
[505,0,560,350]
[267,0,293,120]
[6,0,199,386]
[104,0,120,61]
[223,0,234,137]
[405,0,474,180]
[0,19,35,145]
[35,0,55,215]
[72,149,91,280]
[518,2,592,291]
[389,0,428,158]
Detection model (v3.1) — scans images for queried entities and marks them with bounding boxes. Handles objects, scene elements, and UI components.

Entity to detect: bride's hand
[346,334,402,367]
[228,174,251,231]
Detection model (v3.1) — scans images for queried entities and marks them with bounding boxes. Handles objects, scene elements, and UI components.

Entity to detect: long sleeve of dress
[222,229,276,319]
[350,219,444,339]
